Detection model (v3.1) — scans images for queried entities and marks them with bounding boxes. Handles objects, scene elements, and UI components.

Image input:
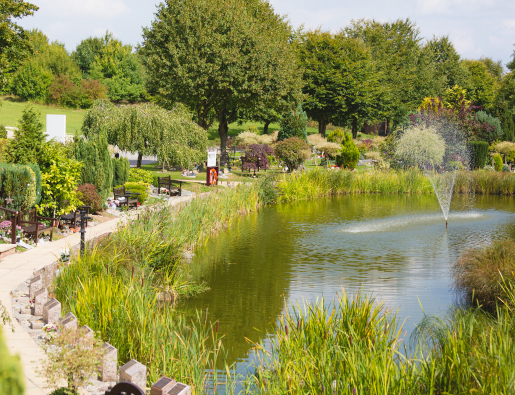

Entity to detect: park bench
[17,208,58,244]
[157,176,183,196]
[113,186,140,209]
[60,205,91,229]
[0,206,19,244]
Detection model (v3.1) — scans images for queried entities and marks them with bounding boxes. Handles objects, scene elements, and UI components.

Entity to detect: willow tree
[81,100,207,168]
[141,0,302,155]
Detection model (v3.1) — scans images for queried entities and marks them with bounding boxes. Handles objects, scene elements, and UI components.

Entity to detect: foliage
[242,144,273,172]
[274,137,310,172]
[72,33,109,76]
[314,141,341,158]
[48,75,107,109]
[37,328,103,394]
[0,326,24,395]
[141,0,302,154]
[0,0,38,92]
[124,182,148,204]
[77,183,101,214]
[469,141,489,169]
[37,142,83,217]
[0,125,6,139]
[475,111,503,143]
[128,168,154,185]
[326,128,347,144]
[257,173,278,205]
[494,141,515,163]
[0,163,37,210]
[4,105,46,164]
[49,388,78,395]
[424,35,468,90]
[278,103,308,141]
[493,153,503,171]
[336,132,360,169]
[112,157,130,187]
[395,126,446,168]
[461,59,496,111]
[234,131,274,147]
[69,133,113,203]
[0,138,7,162]
[443,85,472,111]
[495,100,514,141]
[9,62,52,100]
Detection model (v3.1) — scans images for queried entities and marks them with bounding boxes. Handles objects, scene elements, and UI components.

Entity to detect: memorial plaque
[99,342,117,382]
[80,325,94,338]
[59,312,77,330]
[43,298,61,324]
[29,275,43,299]
[151,377,176,395]
[119,359,147,390]
[34,288,48,316]
[168,383,192,395]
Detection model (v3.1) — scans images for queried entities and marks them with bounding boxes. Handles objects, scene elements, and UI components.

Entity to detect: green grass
[0,96,87,135]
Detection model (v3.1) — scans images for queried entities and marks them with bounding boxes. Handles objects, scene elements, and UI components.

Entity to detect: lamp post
[79,206,92,256]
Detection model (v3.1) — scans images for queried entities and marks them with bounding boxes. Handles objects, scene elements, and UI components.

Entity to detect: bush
[274,137,310,172]
[0,125,6,139]
[10,62,53,101]
[112,157,130,187]
[0,139,7,162]
[128,168,154,185]
[336,132,360,169]
[502,164,511,172]
[70,133,113,203]
[77,184,102,213]
[0,326,24,395]
[278,104,308,141]
[26,164,42,205]
[493,153,503,171]
[124,182,149,204]
[475,111,503,143]
[48,76,108,109]
[0,164,37,210]
[469,140,490,169]
[49,388,78,395]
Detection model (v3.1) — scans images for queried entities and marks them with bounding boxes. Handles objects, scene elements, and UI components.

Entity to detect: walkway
[0,195,194,395]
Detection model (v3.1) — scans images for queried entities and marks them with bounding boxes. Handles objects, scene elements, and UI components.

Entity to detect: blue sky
[18,0,515,68]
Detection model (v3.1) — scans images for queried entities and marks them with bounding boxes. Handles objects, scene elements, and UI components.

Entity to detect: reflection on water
[180,194,515,369]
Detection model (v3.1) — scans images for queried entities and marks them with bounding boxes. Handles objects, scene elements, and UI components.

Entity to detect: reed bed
[276,168,515,202]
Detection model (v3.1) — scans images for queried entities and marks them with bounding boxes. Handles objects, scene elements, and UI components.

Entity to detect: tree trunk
[263,121,271,135]
[318,116,328,137]
[218,110,229,156]
[137,153,143,168]
[352,117,358,139]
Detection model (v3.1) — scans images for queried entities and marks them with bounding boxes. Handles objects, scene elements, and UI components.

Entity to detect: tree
[141,0,301,155]
[0,0,38,92]
[394,126,446,168]
[72,34,108,76]
[4,105,47,164]
[461,59,496,111]
[274,137,310,171]
[336,132,360,169]
[278,103,308,141]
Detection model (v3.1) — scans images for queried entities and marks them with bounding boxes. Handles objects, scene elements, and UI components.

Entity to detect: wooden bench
[113,186,140,209]
[0,206,19,244]
[17,208,58,244]
[60,205,91,229]
[157,176,183,196]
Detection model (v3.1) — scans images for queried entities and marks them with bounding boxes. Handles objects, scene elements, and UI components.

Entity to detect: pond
[180,194,515,370]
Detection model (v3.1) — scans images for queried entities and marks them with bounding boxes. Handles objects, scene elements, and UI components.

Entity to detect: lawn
[0,96,87,135]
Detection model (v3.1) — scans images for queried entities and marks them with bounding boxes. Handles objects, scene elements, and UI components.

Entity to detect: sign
[207,150,217,167]
[46,114,66,143]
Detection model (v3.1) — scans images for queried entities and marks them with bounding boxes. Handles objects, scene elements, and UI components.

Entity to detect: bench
[113,186,140,209]
[157,176,183,197]
[17,208,58,244]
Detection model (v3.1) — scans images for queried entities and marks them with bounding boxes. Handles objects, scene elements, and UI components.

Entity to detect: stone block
[168,383,192,395]
[44,262,58,288]
[17,296,29,305]
[29,275,43,299]
[119,359,146,390]
[99,342,117,382]
[80,325,94,338]
[34,288,48,316]
[30,320,44,330]
[20,307,31,314]
[58,312,77,330]
[42,298,61,324]
[151,377,176,395]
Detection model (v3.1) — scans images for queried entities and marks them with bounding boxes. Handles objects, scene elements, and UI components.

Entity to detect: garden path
[0,194,194,395]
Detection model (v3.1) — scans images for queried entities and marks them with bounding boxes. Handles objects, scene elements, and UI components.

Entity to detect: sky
[17,0,515,68]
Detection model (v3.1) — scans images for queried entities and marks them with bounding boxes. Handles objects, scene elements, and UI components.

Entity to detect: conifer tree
[5,105,47,164]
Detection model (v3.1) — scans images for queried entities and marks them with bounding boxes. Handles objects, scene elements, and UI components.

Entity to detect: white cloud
[38,0,130,19]
[501,18,515,31]
[417,0,451,15]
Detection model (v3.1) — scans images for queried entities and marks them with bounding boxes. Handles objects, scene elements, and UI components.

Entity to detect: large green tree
[461,59,496,111]
[141,0,301,155]
[0,0,38,92]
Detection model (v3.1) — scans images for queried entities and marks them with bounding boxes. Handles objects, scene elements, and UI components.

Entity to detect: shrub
[26,164,42,205]
[48,76,108,109]
[475,111,503,143]
[326,128,346,144]
[502,164,511,172]
[452,239,515,309]
[69,132,113,203]
[242,144,273,172]
[0,138,7,162]
[77,184,102,213]
[10,62,53,101]
[234,131,273,147]
[0,125,6,139]
[336,132,360,169]
[274,137,310,172]
[0,326,24,395]
[112,157,130,187]
[0,164,37,210]
[278,104,308,141]
[493,153,503,171]
[469,140,489,169]
[128,168,154,185]
[124,181,149,204]
[395,126,445,168]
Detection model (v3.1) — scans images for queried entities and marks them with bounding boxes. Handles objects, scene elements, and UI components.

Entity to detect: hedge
[469,141,490,169]
[112,157,130,188]
[0,163,37,211]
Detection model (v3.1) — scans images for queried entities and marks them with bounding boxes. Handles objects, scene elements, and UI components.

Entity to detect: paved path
[0,195,194,395]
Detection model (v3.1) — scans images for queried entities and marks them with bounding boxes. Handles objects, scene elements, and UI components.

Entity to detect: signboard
[207,150,217,167]
[46,114,66,143]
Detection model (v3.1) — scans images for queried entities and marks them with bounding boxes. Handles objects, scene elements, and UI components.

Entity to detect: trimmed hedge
[469,141,490,169]
[124,182,149,204]
[112,157,130,188]
[0,163,37,210]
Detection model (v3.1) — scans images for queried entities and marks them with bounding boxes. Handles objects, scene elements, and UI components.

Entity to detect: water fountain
[395,116,470,227]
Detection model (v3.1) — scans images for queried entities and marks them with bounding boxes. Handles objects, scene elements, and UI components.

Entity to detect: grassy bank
[276,168,515,202]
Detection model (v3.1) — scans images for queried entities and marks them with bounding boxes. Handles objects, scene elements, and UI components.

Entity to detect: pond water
[180,194,515,370]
